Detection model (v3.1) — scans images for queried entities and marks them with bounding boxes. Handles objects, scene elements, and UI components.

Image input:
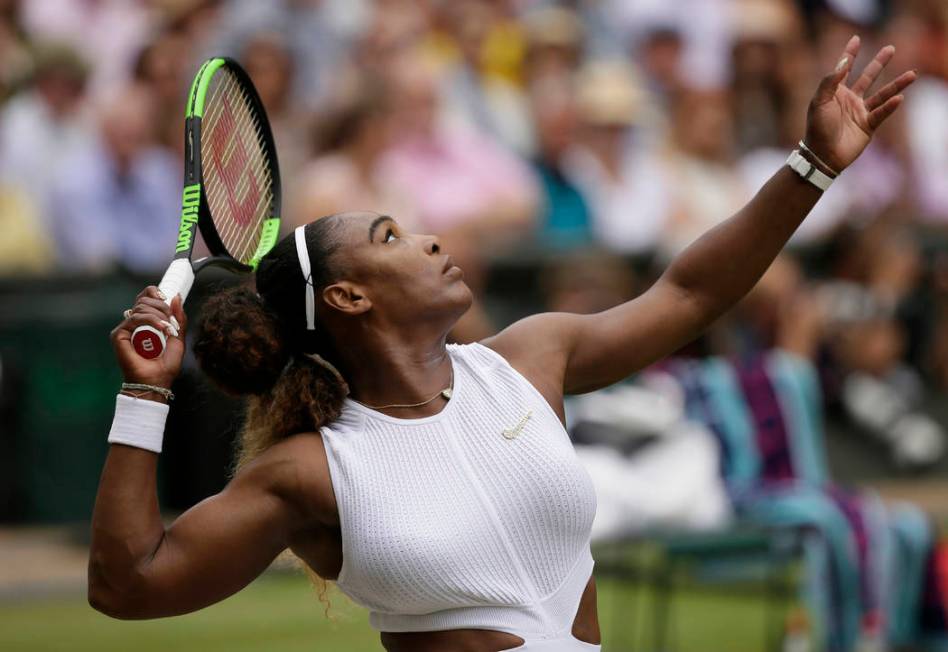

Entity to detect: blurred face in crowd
[389,60,439,141]
[242,33,293,116]
[136,32,190,107]
[640,29,683,91]
[448,0,493,67]
[530,77,578,160]
[319,212,473,329]
[673,89,734,161]
[732,39,781,83]
[100,86,157,170]
[36,69,85,118]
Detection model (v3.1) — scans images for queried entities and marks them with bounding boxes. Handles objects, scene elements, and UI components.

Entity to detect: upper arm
[484,277,709,396]
[104,437,327,619]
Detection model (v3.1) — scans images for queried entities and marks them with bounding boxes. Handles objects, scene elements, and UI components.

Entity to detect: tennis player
[90,38,915,651]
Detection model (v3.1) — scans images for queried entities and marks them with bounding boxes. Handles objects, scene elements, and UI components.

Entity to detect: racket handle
[132,259,195,359]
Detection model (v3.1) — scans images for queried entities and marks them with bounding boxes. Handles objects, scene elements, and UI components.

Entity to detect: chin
[458,279,475,304]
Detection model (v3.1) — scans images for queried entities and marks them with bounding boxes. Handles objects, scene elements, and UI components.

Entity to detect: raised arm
[487,36,916,396]
[88,288,323,619]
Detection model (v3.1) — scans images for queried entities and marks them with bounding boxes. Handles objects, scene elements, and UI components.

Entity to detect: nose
[424,234,441,255]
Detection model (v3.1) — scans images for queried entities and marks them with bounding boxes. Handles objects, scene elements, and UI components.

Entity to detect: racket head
[186,57,282,271]
[132,58,282,360]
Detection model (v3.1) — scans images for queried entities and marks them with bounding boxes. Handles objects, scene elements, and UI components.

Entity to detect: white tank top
[319,342,598,640]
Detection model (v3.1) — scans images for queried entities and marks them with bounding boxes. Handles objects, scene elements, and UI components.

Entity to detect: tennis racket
[132,57,281,359]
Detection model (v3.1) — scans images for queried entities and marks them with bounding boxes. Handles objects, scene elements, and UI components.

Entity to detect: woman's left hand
[805,35,917,172]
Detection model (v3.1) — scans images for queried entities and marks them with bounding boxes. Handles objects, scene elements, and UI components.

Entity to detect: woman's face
[323,212,473,327]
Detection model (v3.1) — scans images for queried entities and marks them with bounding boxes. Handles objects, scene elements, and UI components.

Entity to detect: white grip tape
[157,258,196,306]
[107,393,169,453]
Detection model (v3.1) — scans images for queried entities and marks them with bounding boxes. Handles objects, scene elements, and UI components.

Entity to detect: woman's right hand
[110,286,188,389]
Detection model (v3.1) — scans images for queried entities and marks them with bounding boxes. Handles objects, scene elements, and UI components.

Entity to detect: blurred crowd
[1,0,947,465]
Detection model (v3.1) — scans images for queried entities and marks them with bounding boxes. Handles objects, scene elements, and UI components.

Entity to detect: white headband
[294,225,316,330]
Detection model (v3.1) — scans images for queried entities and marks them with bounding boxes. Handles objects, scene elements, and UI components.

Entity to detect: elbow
[87,554,147,619]
[88,578,135,619]
[88,585,122,619]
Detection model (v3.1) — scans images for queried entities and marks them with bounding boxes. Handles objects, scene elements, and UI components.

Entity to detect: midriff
[379,574,600,652]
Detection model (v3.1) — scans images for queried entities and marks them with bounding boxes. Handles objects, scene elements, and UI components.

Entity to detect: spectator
[377,54,538,261]
[239,30,309,177]
[288,79,416,233]
[562,60,672,255]
[0,0,32,101]
[46,84,179,273]
[658,87,748,258]
[893,2,948,222]
[520,5,585,83]
[0,42,90,217]
[729,0,804,154]
[436,0,533,154]
[527,75,593,249]
[210,0,354,109]
[132,30,193,154]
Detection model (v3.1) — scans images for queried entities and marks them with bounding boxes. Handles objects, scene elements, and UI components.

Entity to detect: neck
[335,325,454,417]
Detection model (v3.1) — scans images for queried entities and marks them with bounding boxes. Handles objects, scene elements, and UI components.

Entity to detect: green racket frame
[176,57,282,273]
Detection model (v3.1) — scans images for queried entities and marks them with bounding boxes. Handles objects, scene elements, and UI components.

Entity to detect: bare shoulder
[481,312,582,373]
[237,431,339,529]
[480,312,584,423]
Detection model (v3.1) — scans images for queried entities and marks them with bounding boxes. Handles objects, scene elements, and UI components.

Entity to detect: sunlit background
[1,0,947,650]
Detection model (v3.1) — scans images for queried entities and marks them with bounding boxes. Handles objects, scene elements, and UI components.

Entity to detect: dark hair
[194,216,348,467]
[194,217,348,614]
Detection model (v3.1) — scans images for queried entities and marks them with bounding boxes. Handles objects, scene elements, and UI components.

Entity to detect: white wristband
[787,149,834,192]
[107,393,169,453]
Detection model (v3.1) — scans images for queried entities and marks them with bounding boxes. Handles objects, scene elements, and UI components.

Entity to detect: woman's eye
[384,230,398,243]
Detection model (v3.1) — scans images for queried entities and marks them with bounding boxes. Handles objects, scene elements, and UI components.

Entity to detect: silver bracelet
[798,140,840,177]
[121,382,175,401]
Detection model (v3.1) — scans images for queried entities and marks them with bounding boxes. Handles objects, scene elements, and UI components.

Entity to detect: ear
[322,282,372,316]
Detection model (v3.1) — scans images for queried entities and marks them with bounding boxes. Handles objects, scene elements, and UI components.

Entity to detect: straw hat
[522,6,585,50]
[730,0,801,42]
[575,60,647,126]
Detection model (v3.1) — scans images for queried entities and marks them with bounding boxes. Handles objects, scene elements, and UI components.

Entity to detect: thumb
[814,35,860,106]
[815,55,852,106]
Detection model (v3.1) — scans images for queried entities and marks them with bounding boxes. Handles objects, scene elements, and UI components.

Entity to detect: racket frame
[132,57,281,359]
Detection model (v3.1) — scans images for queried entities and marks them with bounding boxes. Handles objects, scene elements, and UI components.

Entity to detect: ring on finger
[123,308,133,320]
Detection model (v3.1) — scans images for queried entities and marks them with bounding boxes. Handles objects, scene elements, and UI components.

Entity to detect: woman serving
[89,37,915,652]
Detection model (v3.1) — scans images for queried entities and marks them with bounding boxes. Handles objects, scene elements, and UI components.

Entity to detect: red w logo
[209,100,261,227]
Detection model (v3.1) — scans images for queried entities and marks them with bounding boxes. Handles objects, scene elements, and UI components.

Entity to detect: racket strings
[223,83,273,260]
[201,70,274,264]
[204,74,271,259]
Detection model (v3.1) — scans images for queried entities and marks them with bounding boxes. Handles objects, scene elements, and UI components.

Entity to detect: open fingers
[866,69,917,111]
[868,94,904,131]
[851,45,895,95]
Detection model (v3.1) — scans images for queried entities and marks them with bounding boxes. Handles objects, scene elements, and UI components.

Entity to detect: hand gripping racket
[132,57,281,359]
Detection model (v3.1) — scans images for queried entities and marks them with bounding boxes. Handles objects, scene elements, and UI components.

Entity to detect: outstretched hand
[805,35,917,172]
